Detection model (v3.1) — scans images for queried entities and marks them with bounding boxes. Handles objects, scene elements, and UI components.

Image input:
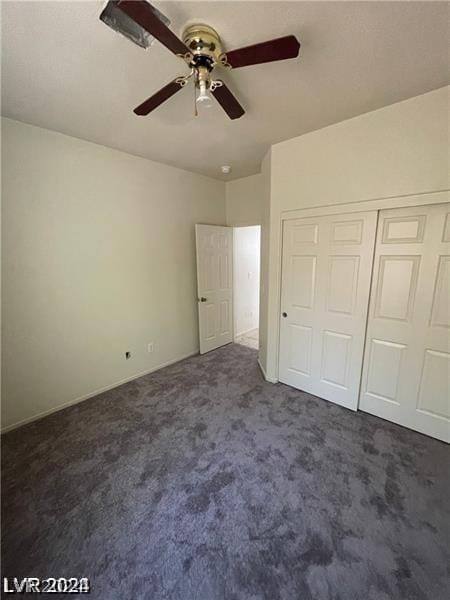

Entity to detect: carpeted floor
[2,344,449,600]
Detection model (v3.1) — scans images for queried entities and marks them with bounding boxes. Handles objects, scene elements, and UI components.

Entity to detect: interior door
[195,224,233,354]
[279,212,377,410]
[359,204,450,442]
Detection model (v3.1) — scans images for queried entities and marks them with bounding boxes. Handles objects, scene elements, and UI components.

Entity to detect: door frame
[275,190,450,392]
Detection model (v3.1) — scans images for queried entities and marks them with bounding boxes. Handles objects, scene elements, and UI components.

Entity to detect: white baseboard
[257,358,278,383]
[235,327,259,338]
[1,349,199,434]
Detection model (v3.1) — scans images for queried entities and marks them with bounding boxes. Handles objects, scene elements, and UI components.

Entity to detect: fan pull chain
[194,81,198,118]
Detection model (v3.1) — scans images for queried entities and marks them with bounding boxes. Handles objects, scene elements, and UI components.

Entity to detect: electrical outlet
[125,351,131,359]
[147,343,154,353]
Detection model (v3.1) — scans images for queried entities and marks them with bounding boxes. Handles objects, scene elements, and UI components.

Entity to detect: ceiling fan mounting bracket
[177,51,194,66]
[209,80,223,92]
[218,54,232,70]
[175,76,190,87]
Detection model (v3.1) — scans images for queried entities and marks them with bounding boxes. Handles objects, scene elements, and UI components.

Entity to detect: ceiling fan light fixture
[196,80,213,107]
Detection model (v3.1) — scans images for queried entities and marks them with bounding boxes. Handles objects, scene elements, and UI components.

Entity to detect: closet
[279,211,377,411]
[359,204,449,441]
[279,203,449,442]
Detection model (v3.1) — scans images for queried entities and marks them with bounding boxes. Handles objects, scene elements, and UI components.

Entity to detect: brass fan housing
[182,24,223,67]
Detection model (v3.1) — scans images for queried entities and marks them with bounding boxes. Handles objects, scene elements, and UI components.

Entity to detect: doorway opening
[233,226,261,350]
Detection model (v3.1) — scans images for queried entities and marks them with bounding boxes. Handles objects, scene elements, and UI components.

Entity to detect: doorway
[233,226,261,350]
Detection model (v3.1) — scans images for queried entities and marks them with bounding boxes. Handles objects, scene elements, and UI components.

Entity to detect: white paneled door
[359,204,450,442]
[195,224,233,354]
[279,212,377,410]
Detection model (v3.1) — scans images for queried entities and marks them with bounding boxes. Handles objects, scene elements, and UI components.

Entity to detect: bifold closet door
[279,212,377,410]
[359,204,450,442]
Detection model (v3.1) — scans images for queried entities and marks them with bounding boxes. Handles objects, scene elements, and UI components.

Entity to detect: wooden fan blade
[134,79,185,115]
[117,1,189,56]
[225,35,300,69]
[211,82,245,120]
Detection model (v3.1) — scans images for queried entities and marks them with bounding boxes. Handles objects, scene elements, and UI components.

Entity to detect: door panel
[365,338,406,402]
[382,214,426,244]
[417,350,450,418]
[195,224,233,354]
[331,219,364,244]
[291,256,316,308]
[320,330,352,388]
[279,211,377,410]
[290,325,312,375]
[359,203,450,442]
[374,255,420,321]
[430,256,450,327]
[326,256,359,314]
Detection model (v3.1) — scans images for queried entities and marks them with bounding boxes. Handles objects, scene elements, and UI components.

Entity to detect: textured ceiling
[2,1,449,180]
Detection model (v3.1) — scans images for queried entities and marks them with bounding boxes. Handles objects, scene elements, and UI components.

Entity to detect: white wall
[2,118,225,430]
[225,173,263,226]
[263,86,450,380]
[233,226,260,337]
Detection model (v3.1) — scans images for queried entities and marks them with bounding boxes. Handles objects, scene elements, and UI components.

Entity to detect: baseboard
[1,349,199,434]
[257,358,277,384]
[235,327,258,338]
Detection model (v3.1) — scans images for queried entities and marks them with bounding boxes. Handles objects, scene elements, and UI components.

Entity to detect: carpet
[2,344,449,599]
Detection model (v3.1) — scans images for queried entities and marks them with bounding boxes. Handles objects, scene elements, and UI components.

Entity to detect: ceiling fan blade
[117,0,189,56]
[134,79,185,115]
[224,35,300,69]
[211,82,245,120]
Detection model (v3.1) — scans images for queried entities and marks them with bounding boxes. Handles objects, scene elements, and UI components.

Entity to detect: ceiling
[2,1,449,180]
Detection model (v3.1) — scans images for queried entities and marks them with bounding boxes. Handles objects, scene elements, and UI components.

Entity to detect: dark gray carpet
[2,344,449,599]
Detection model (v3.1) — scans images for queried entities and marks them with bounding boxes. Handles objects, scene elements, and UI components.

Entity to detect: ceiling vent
[99,0,169,49]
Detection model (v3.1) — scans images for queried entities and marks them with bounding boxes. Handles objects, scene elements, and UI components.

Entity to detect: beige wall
[2,118,226,430]
[225,173,263,226]
[225,171,267,373]
[263,86,450,380]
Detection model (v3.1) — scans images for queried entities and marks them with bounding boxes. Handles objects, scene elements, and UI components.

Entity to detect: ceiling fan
[100,0,301,120]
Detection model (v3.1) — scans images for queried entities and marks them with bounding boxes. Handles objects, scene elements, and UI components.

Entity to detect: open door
[195,224,233,354]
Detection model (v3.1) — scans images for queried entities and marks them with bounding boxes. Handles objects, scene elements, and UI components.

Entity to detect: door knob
[199,297,207,302]
[282,312,287,318]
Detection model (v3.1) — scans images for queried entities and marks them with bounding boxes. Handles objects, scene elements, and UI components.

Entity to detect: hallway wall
[233,226,261,337]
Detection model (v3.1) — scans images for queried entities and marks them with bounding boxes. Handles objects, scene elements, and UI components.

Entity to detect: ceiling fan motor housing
[182,24,223,71]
